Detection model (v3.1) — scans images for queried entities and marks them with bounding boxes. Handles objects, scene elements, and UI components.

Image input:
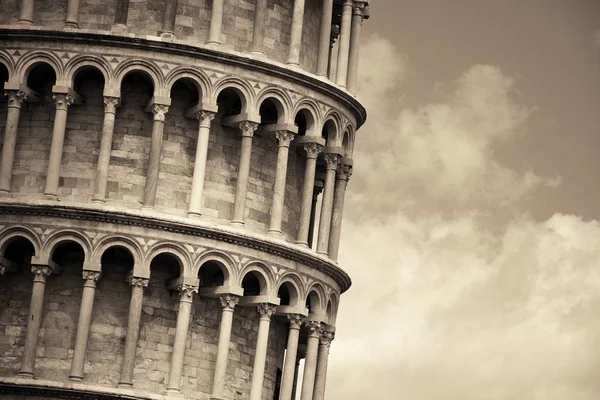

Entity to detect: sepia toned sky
[326,1,600,399]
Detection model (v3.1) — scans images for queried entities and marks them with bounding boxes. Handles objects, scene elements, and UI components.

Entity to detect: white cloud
[326,35,600,400]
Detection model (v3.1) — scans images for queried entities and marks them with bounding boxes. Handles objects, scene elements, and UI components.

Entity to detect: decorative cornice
[0,203,352,292]
[0,28,366,128]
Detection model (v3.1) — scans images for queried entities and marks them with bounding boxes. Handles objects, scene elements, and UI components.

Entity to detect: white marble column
[167,284,198,392]
[307,182,323,248]
[69,271,102,381]
[296,143,323,246]
[211,294,240,400]
[268,130,295,236]
[335,0,353,87]
[290,350,303,400]
[92,96,119,202]
[188,110,216,216]
[328,163,352,261]
[44,93,74,199]
[232,121,258,225]
[251,0,268,54]
[287,0,306,65]
[279,314,305,400]
[312,330,334,400]
[0,90,27,193]
[249,303,277,400]
[143,104,169,208]
[207,0,225,44]
[299,321,321,400]
[316,0,334,76]
[65,0,80,27]
[19,265,52,378]
[19,0,35,25]
[346,3,365,94]
[119,276,148,387]
[159,0,178,37]
[316,154,340,255]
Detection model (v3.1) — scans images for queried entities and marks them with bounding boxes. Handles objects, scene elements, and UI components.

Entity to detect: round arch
[212,76,256,113]
[64,55,112,89]
[239,261,275,296]
[0,51,15,81]
[113,60,163,94]
[0,226,41,258]
[276,273,304,307]
[321,111,343,146]
[15,51,63,85]
[41,230,92,264]
[305,281,327,315]
[193,249,237,286]
[144,242,191,279]
[91,236,143,271]
[256,87,293,124]
[164,68,210,101]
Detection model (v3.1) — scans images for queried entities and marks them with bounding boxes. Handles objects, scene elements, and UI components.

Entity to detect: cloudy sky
[327,1,600,399]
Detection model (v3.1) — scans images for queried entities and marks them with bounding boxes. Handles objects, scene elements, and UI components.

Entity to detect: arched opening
[216,88,242,118]
[0,237,36,376]
[111,71,155,204]
[321,119,337,146]
[83,245,135,385]
[294,108,315,138]
[198,260,226,288]
[60,66,106,200]
[258,98,282,125]
[15,63,57,194]
[241,270,267,297]
[305,290,321,315]
[342,131,350,157]
[277,281,299,307]
[0,62,8,89]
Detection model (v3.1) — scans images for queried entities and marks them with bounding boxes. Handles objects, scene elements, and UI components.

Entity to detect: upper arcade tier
[1,0,370,94]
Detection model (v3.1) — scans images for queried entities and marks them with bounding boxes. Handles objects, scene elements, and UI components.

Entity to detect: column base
[230,220,245,226]
[117,381,133,388]
[91,197,106,204]
[187,210,202,218]
[166,388,184,398]
[317,250,328,256]
[43,193,58,201]
[0,189,11,196]
[18,20,33,26]
[267,229,283,238]
[159,31,175,39]
[295,241,309,247]
[64,21,79,29]
[141,205,155,211]
[111,23,129,33]
[18,371,35,379]
[68,375,83,382]
[210,397,225,400]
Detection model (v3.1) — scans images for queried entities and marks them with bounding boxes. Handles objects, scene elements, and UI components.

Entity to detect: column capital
[319,330,335,347]
[53,93,74,111]
[305,320,322,338]
[352,2,366,16]
[82,270,102,282]
[31,265,52,281]
[152,104,170,122]
[127,274,149,287]
[287,313,306,330]
[257,303,277,320]
[323,154,340,170]
[239,121,259,137]
[198,110,217,127]
[103,96,120,114]
[5,90,27,108]
[337,163,353,181]
[177,284,199,300]
[219,293,240,311]
[304,142,324,159]
[275,130,296,147]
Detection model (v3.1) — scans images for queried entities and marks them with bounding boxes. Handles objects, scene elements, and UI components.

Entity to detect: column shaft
[93,97,119,202]
[335,0,353,87]
[249,303,276,400]
[44,93,74,198]
[161,0,178,36]
[312,331,334,400]
[232,122,258,224]
[251,0,268,53]
[296,143,322,245]
[114,0,130,25]
[143,104,169,208]
[287,0,306,65]
[167,285,197,392]
[188,111,215,216]
[316,0,334,76]
[211,294,239,399]
[316,154,339,255]
[307,184,323,248]
[268,131,294,235]
[69,271,101,381]
[279,315,304,400]
[290,356,301,400]
[0,90,27,193]
[328,165,351,261]
[119,277,148,387]
[299,322,321,400]
[346,5,364,93]
[208,0,225,44]
[19,0,35,25]
[65,0,80,27]
[19,265,52,377]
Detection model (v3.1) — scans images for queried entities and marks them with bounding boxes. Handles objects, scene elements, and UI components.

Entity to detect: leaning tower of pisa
[0,1,369,399]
